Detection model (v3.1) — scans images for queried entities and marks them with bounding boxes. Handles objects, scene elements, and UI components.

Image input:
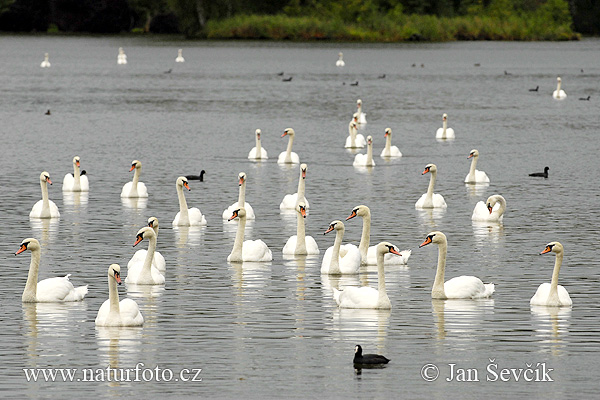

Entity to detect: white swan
[129,217,166,273]
[62,156,89,192]
[30,171,60,219]
[40,53,51,68]
[354,99,367,125]
[223,172,255,220]
[117,47,127,65]
[173,176,207,226]
[175,49,185,63]
[95,264,144,327]
[415,164,447,209]
[121,160,148,198]
[278,128,300,164]
[248,129,268,160]
[419,231,495,299]
[280,164,309,210]
[336,52,345,67]
[380,128,402,158]
[353,136,376,167]
[552,77,567,100]
[346,205,411,265]
[320,220,360,275]
[472,194,506,222]
[332,242,401,309]
[436,113,455,139]
[464,149,490,183]
[345,119,366,148]
[227,208,272,262]
[283,202,319,255]
[125,227,165,285]
[15,238,88,302]
[530,242,572,306]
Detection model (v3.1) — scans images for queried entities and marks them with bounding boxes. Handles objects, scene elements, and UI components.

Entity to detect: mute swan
[125,227,165,285]
[354,345,390,365]
[320,220,360,275]
[175,49,185,63]
[248,129,268,160]
[415,164,447,209]
[62,156,89,192]
[529,167,549,178]
[15,238,88,302]
[552,77,567,100]
[278,128,300,164]
[336,52,345,67]
[280,164,310,210]
[472,194,506,222]
[436,113,455,139]
[345,119,366,149]
[419,231,494,299]
[40,53,51,68]
[223,172,255,220]
[353,99,367,125]
[380,128,402,158]
[227,208,272,262]
[332,242,401,309]
[173,176,207,226]
[121,160,148,198]
[283,202,319,255]
[464,149,490,184]
[30,172,60,219]
[530,242,572,306]
[95,264,144,327]
[129,217,166,273]
[117,47,127,65]
[353,136,376,167]
[346,205,411,265]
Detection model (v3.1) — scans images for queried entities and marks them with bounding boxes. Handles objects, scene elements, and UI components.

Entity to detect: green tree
[129,0,168,32]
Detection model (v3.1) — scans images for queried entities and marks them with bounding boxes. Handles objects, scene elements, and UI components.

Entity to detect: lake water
[0,36,599,398]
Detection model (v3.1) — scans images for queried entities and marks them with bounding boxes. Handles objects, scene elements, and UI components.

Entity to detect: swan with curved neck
[117,47,127,65]
[320,220,360,275]
[95,264,144,327]
[380,128,402,158]
[283,202,319,255]
[129,217,166,272]
[436,113,455,139]
[223,172,255,219]
[552,77,567,100]
[530,242,572,306]
[63,156,89,192]
[175,49,185,63]
[248,129,268,160]
[336,52,345,67]
[30,171,60,219]
[40,53,51,68]
[472,194,506,222]
[125,227,165,285]
[345,120,366,148]
[280,164,310,210]
[173,176,207,226]
[332,242,401,309]
[419,231,494,299]
[346,205,411,265]
[465,149,490,183]
[415,164,447,209]
[353,136,376,167]
[278,128,300,164]
[15,238,87,302]
[121,160,148,198]
[354,99,367,124]
[227,208,272,262]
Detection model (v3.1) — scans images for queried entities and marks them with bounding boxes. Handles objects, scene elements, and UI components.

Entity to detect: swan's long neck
[493,196,506,218]
[426,171,437,204]
[329,229,344,274]
[432,241,447,299]
[557,80,562,92]
[366,141,374,165]
[376,251,388,302]
[108,274,120,319]
[384,134,392,154]
[177,184,189,225]
[468,155,478,180]
[548,252,564,305]
[297,174,305,203]
[131,167,141,197]
[22,248,41,302]
[357,104,362,116]
[349,123,356,147]
[40,179,50,217]
[285,135,295,162]
[295,213,307,254]
[255,136,262,159]
[359,214,371,264]
[230,214,246,261]
[73,164,81,191]
[140,235,157,281]
[238,181,246,206]
[442,119,447,138]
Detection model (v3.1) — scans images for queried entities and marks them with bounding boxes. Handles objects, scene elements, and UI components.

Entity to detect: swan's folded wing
[120,298,144,326]
[36,275,87,302]
[338,286,379,308]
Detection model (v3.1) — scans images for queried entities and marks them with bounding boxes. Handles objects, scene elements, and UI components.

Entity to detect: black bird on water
[277,71,284,76]
[529,86,539,92]
[529,166,549,178]
[378,74,386,79]
[185,170,205,181]
[350,81,359,86]
[353,345,390,365]
[282,76,293,82]
[579,95,591,101]
[164,69,172,74]
[45,109,51,115]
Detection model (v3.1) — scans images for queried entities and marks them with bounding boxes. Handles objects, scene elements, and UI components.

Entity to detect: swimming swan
[321,220,360,275]
[415,164,447,209]
[345,119,366,149]
[227,208,272,262]
[354,99,367,125]
[552,77,567,100]
[278,128,300,164]
[353,136,376,167]
[248,129,268,160]
[472,195,506,222]
[175,49,185,63]
[30,172,60,219]
[223,172,255,220]
[280,163,309,210]
[380,128,402,158]
[40,53,51,68]
[63,156,89,192]
[121,160,148,198]
[336,52,345,67]
[125,227,165,285]
[464,149,490,184]
[436,113,455,139]
[129,217,166,273]
[173,176,207,226]
[95,264,144,327]
[283,202,319,255]
[530,242,572,306]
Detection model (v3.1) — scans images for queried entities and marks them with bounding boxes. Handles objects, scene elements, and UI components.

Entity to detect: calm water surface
[0,36,599,398]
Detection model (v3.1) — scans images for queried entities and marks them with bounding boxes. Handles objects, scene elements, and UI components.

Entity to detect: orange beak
[129,165,135,172]
[238,177,244,186]
[540,246,552,255]
[183,181,190,191]
[422,168,429,175]
[300,207,307,218]
[114,273,122,284]
[419,237,432,248]
[228,211,238,221]
[302,170,306,179]
[147,221,153,227]
[15,244,27,255]
[324,225,334,234]
[133,236,143,247]
[389,247,402,256]
[76,160,81,167]
[46,178,52,185]
[487,204,493,214]
[346,210,357,221]
[281,131,288,138]
[467,154,473,159]
[384,132,389,137]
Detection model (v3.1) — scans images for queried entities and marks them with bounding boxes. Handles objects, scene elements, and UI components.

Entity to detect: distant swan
[353,136,376,167]
[280,163,309,210]
[30,172,60,219]
[173,176,207,226]
[380,128,402,158]
[464,149,490,184]
[472,194,506,222]
[436,113,455,139]
[63,156,89,192]
[419,231,494,299]
[345,119,366,148]
[117,47,127,65]
[175,49,185,63]
[40,53,51,68]
[354,99,367,125]
[336,52,345,67]
[320,220,360,275]
[125,227,165,285]
[278,128,300,164]
[529,166,549,178]
[552,77,567,100]
[223,172,255,220]
[248,129,268,160]
[283,202,319,255]
[227,208,272,262]
[16,238,88,302]
[530,242,572,306]
[121,160,148,198]
[129,217,166,273]
[95,264,144,327]
[415,164,447,209]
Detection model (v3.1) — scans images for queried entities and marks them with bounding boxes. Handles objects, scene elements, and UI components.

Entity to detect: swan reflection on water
[96,326,144,374]
[174,225,204,247]
[416,208,445,228]
[121,197,148,210]
[29,218,59,244]
[530,305,571,354]
[431,299,495,342]
[63,191,89,207]
[332,308,391,341]
[472,221,504,244]
[465,182,489,198]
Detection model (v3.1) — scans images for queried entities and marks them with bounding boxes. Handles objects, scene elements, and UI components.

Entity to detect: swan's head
[40,171,52,184]
[346,205,370,221]
[557,77,562,83]
[357,99,362,108]
[238,172,246,186]
[297,202,307,218]
[133,226,155,247]
[109,263,122,285]
[177,176,191,190]
[384,128,392,137]
[300,164,307,179]
[349,120,357,130]
[44,53,49,58]
[419,231,446,248]
[377,241,402,257]
[339,52,343,58]
[486,195,504,214]
[15,238,40,255]
[422,164,437,175]
[353,115,358,123]
[255,129,261,139]
[119,47,124,52]
[324,220,344,235]
[228,207,246,221]
[147,217,159,229]
[72,156,81,167]
[178,48,183,54]
[366,136,373,145]
[442,113,448,121]
[282,128,295,138]
[541,241,563,256]
[129,160,141,172]
[468,149,479,159]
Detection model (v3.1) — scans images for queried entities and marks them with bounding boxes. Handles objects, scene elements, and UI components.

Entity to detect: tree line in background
[0,0,597,39]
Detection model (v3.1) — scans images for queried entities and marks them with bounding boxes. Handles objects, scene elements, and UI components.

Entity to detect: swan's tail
[400,249,412,264]
[332,288,342,306]
[475,283,495,299]
[72,285,89,301]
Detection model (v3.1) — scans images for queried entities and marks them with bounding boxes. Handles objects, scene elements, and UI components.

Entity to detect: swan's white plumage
[40,53,50,68]
[125,227,165,285]
[278,128,300,164]
[223,172,255,219]
[117,47,127,65]
[280,164,309,210]
[121,160,148,198]
[173,176,207,226]
[435,113,455,139]
[366,246,411,265]
[30,172,60,219]
[62,156,89,192]
[464,149,490,183]
[283,202,319,255]
[248,129,268,160]
[96,264,144,327]
[336,52,345,67]
[227,208,272,262]
[472,194,506,222]
[130,217,166,273]
[354,99,367,124]
[345,120,366,148]
[415,164,447,209]
[530,283,572,306]
[380,128,402,158]
[552,77,567,100]
[175,49,185,63]
[353,136,376,167]
[530,242,572,306]
[320,221,360,274]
